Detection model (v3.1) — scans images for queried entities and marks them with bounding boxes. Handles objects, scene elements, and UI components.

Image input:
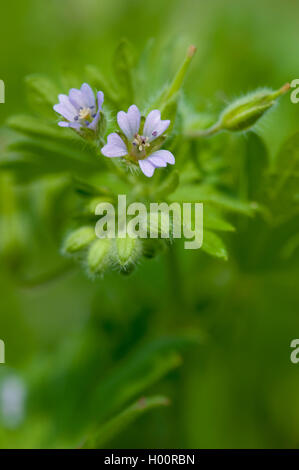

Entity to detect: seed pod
[87,238,112,276]
[63,226,96,254]
[115,236,142,271]
[219,83,290,132]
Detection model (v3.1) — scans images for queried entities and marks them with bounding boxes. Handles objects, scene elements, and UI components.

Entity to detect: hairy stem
[185,122,222,139]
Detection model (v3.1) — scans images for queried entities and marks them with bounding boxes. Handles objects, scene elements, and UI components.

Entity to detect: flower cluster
[54,85,175,177]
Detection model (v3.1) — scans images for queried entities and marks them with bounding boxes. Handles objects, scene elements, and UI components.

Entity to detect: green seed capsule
[219,84,290,132]
[87,238,112,276]
[63,226,96,254]
[116,236,141,270]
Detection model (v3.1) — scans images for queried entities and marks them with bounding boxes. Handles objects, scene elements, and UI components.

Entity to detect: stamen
[132,134,150,154]
[78,107,93,120]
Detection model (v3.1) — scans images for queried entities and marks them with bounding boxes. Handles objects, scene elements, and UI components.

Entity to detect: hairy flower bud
[115,236,142,271]
[219,83,290,132]
[87,238,112,276]
[63,226,96,254]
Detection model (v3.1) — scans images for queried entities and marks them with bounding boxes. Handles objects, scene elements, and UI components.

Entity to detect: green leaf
[155,170,180,199]
[86,334,200,424]
[72,178,114,198]
[156,45,196,108]
[203,207,235,232]
[85,65,120,106]
[161,95,179,134]
[0,154,47,183]
[270,132,299,197]
[82,395,169,449]
[113,39,134,106]
[170,184,256,215]
[2,138,103,181]
[7,115,101,164]
[202,230,228,260]
[25,74,59,118]
[242,132,268,201]
[280,232,299,259]
[8,114,73,143]
[11,139,100,168]
[262,131,299,224]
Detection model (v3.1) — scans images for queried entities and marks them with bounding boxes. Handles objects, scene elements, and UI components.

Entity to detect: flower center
[132,134,150,153]
[75,106,96,123]
[79,107,92,120]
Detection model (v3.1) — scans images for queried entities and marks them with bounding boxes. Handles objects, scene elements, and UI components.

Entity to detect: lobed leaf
[202,230,228,260]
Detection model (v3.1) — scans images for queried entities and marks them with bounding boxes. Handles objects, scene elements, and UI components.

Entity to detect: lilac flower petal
[147,155,167,168]
[143,110,160,137]
[101,133,128,158]
[149,150,175,165]
[53,101,76,121]
[59,94,79,114]
[58,121,70,127]
[69,88,86,110]
[97,91,104,110]
[68,122,82,131]
[81,83,96,108]
[151,119,170,139]
[54,94,78,121]
[53,103,75,121]
[139,158,155,177]
[88,109,100,131]
[88,91,104,130]
[117,105,141,140]
[143,110,170,142]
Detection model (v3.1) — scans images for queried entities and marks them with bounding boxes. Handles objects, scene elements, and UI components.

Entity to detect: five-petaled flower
[101,105,175,177]
[53,83,104,135]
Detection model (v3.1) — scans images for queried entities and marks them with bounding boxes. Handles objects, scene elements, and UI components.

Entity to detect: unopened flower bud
[87,238,112,276]
[63,226,96,254]
[219,83,290,132]
[115,236,142,271]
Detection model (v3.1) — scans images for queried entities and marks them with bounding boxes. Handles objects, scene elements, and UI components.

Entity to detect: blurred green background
[0,0,299,448]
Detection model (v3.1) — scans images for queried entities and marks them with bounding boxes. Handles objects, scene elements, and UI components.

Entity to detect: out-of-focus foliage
[0,0,299,449]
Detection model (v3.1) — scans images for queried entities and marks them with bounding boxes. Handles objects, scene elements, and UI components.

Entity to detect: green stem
[166,244,185,312]
[185,122,222,139]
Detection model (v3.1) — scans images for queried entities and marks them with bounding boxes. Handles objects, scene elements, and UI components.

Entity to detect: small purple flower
[101,105,175,177]
[53,83,104,135]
